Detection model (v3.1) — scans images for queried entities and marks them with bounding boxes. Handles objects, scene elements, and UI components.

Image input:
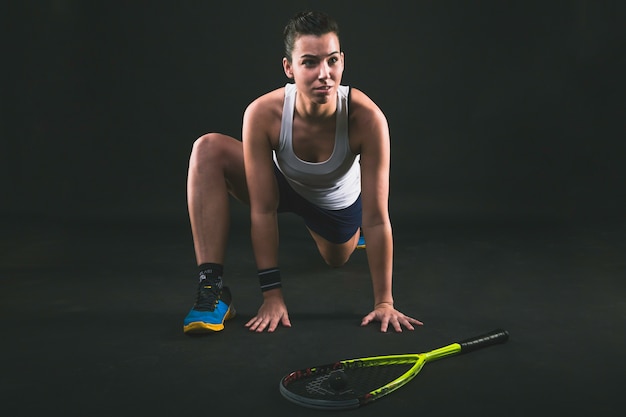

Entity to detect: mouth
[313,85,332,93]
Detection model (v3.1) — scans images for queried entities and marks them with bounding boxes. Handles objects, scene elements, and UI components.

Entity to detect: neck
[295,93,337,121]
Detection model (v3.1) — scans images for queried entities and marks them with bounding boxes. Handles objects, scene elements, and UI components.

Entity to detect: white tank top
[273,83,361,210]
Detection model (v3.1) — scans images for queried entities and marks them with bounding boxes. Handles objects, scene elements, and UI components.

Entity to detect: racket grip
[458,328,509,353]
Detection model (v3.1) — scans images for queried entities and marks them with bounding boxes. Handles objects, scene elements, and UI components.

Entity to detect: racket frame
[279,329,509,410]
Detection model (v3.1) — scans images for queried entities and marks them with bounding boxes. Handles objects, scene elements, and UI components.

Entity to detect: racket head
[279,354,426,410]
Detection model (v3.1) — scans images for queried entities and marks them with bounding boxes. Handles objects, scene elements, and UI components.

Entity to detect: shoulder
[242,86,286,145]
[348,87,388,130]
[244,86,285,123]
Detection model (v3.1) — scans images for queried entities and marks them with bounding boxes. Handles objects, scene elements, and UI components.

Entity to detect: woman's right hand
[245,289,292,333]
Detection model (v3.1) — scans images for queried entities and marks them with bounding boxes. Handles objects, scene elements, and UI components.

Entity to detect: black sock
[198,263,223,283]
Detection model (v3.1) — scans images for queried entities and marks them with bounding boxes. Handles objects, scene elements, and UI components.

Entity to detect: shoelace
[194,279,221,311]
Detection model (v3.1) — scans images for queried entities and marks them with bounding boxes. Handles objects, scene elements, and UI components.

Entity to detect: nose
[318,62,330,79]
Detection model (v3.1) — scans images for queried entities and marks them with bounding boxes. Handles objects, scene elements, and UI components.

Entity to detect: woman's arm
[242,94,292,332]
[242,98,280,270]
[352,89,423,332]
[355,94,394,306]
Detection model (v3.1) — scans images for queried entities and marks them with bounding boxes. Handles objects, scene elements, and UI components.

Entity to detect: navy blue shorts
[274,165,362,244]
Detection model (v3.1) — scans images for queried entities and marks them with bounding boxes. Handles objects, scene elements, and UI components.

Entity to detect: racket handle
[458,328,509,353]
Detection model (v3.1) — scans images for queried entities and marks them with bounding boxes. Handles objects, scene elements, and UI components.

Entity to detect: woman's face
[283,32,344,105]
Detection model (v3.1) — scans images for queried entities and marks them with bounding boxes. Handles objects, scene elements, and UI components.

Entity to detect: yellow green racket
[279,328,509,410]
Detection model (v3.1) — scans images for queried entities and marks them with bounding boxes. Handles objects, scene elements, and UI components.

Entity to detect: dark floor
[1,209,624,416]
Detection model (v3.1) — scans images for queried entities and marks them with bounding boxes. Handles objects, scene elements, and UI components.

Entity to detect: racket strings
[286,362,415,400]
[342,363,414,394]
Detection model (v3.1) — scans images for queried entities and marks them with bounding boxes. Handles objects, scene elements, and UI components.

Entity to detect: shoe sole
[183,306,236,334]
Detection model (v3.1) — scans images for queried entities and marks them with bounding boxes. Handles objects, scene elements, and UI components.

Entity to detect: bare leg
[307,227,360,267]
[187,133,249,265]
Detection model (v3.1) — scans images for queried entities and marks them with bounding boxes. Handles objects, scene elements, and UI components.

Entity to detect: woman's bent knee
[325,255,350,268]
[321,246,354,268]
[190,133,238,167]
[310,228,358,268]
[193,133,225,157]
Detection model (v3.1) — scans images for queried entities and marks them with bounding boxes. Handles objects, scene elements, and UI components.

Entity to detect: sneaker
[357,235,366,249]
[183,277,236,334]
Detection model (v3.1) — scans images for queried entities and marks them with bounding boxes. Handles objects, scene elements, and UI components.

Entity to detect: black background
[2,2,625,416]
[3,0,624,224]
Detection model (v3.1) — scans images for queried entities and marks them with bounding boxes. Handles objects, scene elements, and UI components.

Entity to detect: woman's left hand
[361,303,424,332]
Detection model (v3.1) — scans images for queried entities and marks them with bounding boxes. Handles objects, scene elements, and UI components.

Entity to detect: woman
[183,10,423,334]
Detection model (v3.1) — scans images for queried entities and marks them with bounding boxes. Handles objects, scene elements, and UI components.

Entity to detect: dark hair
[283,11,340,63]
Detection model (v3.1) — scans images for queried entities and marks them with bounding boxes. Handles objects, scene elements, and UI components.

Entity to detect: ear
[282,57,294,79]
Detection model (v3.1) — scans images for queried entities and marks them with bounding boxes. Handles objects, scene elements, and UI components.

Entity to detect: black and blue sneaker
[183,276,235,334]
